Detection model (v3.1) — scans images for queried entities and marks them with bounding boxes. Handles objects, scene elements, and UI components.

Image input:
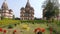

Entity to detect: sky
[0,0,60,18]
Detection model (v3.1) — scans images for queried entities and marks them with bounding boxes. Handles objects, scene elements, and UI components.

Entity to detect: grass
[0,19,20,28]
[0,23,50,34]
[0,19,60,34]
[13,23,50,34]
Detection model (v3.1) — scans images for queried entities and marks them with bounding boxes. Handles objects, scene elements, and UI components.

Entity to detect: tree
[15,17,20,20]
[13,15,15,20]
[1,16,4,20]
[42,0,59,20]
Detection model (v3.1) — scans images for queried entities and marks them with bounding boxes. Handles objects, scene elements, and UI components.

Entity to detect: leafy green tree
[42,0,59,20]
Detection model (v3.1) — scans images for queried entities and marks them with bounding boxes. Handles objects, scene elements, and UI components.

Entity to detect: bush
[14,24,17,26]
[8,25,13,29]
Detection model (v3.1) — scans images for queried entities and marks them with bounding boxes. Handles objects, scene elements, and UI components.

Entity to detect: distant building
[0,0,13,19]
[20,0,34,20]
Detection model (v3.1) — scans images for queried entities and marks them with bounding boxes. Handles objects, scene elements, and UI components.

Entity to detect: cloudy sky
[0,0,60,18]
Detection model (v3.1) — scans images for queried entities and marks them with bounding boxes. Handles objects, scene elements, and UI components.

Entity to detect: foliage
[14,24,17,26]
[0,18,20,28]
[1,16,4,20]
[15,17,20,20]
[34,17,40,20]
[48,21,60,34]
[21,20,47,23]
[0,18,48,28]
[21,24,30,31]
[12,15,15,20]
[42,0,59,20]
[8,25,13,29]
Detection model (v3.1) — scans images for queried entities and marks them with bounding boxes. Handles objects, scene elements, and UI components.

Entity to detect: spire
[4,0,6,2]
[1,0,8,10]
[25,0,30,8]
[27,0,29,3]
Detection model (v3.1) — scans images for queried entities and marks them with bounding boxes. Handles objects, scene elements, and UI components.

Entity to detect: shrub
[14,24,17,26]
[8,25,13,29]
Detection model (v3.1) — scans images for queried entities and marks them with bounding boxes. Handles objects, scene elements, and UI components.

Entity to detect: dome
[9,9,13,12]
[30,7,34,11]
[21,7,25,10]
